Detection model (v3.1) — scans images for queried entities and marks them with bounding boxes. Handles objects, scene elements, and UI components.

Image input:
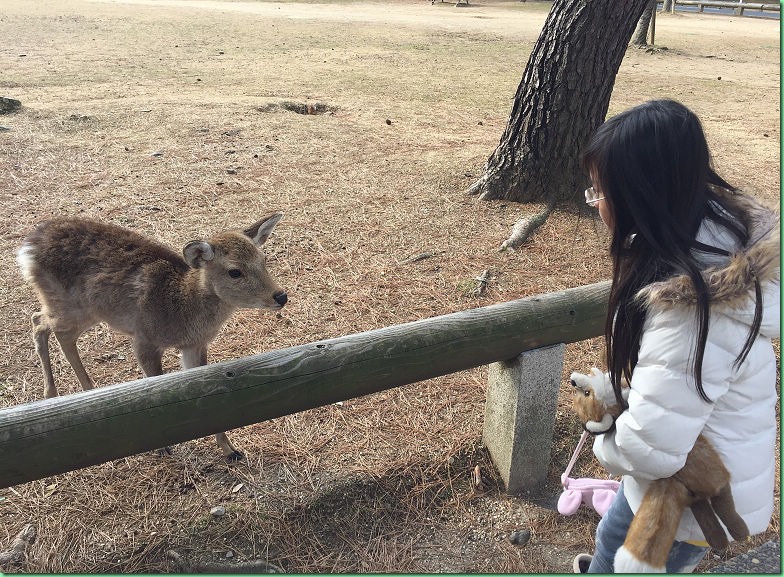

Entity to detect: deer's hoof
[226,450,245,462]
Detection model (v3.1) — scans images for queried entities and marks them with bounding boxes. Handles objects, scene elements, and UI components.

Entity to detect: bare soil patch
[0,0,779,572]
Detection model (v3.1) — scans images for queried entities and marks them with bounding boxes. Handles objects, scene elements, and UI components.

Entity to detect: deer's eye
[228,269,243,279]
[583,390,591,397]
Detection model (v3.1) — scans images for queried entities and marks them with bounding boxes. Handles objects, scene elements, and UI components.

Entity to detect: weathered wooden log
[0,281,610,489]
[674,1,779,11]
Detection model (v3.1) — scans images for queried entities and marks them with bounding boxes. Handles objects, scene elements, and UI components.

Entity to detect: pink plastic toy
[558,430,620,517]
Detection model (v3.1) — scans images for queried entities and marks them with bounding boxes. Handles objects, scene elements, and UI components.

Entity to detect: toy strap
[562,430,590,487]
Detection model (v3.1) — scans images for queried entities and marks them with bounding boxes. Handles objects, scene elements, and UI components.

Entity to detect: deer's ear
[244,212,283,246]
[183,240,215,268]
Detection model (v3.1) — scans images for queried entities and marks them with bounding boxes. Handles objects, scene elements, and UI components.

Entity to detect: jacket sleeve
[592,306,732,480]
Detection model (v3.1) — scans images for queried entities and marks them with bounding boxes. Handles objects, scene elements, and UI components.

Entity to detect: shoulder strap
[562,430,590,487]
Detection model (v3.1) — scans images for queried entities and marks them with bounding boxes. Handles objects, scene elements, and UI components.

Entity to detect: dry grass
[0,0,779,572]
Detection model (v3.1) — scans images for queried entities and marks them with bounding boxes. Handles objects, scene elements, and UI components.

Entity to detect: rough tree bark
[468,0,651,206]
[632,0,657,46]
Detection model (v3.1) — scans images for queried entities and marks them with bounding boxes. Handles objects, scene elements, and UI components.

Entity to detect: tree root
[0,524,37,571]
[466,172,510,201]
[499,202,555,251]
[166,550,284,573]
[466,173,488,196]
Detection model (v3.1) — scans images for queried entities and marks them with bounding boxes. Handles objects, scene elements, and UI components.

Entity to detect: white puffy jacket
[593,191,780,543]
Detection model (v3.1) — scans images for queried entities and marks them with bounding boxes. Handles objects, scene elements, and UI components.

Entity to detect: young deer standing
[16,213,288,460]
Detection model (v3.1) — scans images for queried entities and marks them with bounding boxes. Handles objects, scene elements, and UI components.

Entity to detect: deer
[16,213,288,460]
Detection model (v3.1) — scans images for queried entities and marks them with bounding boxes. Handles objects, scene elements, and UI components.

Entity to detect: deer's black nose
[274,291,288,306]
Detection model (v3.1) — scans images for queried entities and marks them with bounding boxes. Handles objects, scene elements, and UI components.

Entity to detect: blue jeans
[588,483,710,573]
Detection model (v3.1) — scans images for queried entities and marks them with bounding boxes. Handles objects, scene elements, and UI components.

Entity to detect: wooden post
[0,282,610,489]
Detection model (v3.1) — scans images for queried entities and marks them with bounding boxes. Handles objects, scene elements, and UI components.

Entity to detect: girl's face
[589,170,614,231]
[598,195,613,231]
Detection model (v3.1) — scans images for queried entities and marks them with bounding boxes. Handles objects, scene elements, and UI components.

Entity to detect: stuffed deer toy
[569,368,749,573]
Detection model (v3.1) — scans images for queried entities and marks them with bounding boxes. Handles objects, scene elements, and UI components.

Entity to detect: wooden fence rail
[672,0,780,13]
[0,281,610,490]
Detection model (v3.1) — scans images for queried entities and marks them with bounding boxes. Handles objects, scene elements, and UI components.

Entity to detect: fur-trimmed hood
[635,191,780,331]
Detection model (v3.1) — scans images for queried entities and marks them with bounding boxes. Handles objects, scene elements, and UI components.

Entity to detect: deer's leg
[214,433,243,461]
[180,347,207,370]
[31,312,58,399]
[133,339,164,378]
[133,339,172,456]
[181,346,244,461]
[51,324,95,393]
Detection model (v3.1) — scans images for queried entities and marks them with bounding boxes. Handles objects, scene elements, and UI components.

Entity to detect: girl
[572,99,780,573]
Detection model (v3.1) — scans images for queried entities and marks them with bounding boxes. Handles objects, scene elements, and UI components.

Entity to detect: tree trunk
[662,0,674,11]
[468,0,651,204]
[632,0,657,46]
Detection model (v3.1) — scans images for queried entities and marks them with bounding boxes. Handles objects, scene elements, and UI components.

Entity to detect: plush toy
[569,368,749,573]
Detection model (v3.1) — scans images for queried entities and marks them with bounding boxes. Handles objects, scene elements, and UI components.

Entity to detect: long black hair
[582,99,760,406]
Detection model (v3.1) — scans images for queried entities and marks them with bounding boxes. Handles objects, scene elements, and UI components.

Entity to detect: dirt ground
[0,0,779,573]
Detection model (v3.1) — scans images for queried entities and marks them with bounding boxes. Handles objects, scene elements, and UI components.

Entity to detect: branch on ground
[166,550,284,574]
[400,250,445,264]
[472,269,493,296]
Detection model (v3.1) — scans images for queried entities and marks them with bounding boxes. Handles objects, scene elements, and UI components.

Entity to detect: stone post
[482,344,564,494]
